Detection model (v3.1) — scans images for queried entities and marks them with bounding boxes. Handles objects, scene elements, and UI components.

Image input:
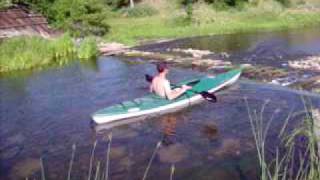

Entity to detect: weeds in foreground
[246,97,320,180]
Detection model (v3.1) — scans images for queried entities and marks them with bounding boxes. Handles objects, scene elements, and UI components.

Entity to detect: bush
[0,0,12,9]
[10,0,114,37]
[192,2,218,25]
[50,0,113,36]
[121,4,158,17]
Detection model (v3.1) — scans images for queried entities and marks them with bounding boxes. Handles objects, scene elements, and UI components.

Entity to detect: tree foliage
[6,0,113,36]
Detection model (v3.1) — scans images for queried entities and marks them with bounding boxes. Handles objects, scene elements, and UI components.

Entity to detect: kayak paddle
[145,74,217,103]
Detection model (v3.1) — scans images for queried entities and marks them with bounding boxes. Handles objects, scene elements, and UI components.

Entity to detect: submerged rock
[110,146,127,159]
[0,145,23,159]
[290,75,320,93]
[157,143,189,163]
[289,56,320,71]
[243,66,288,82]
[202,123,219,140]
[213,138,241,158]
[10,158,41,179]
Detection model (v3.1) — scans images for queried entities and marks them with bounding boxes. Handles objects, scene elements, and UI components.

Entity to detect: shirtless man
[150,63,192,100]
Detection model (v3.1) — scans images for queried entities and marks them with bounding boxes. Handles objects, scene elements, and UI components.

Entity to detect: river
[1,27,320,180]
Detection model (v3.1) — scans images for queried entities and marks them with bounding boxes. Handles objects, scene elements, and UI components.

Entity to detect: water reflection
[161,114,178,146]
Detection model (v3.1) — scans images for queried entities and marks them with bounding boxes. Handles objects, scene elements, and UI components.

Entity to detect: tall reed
[0,34,98,73]
[246,97,320,180]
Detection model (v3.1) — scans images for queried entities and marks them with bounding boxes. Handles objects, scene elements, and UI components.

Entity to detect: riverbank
[105,8,320,45]
[0,35,98,73]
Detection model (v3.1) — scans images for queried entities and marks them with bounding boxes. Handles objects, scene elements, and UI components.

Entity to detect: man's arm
[164,81,190,100]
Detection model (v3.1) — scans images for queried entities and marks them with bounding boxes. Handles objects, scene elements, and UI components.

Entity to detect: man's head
[156,62,169,73]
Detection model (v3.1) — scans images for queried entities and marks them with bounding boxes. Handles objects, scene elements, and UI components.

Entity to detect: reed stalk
[88,141,98,180]
[105,133,112,180]
[67,144,76,180]
[142,141,162,180]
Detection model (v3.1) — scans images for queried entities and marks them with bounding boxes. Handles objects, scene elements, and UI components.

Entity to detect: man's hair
[156,62,168,73]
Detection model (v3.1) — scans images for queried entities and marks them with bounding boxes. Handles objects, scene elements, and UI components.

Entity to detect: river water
[1,28,320,180]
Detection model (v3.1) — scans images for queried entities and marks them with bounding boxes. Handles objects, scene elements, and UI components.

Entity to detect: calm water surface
[1,28,320,180]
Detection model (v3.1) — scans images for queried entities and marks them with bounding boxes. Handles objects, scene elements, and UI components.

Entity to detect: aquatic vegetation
[246,97,320,180]
[0,34,99,73]
[78,37,99,60]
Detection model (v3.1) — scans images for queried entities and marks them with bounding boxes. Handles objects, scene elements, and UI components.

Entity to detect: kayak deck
[92,69,242,124]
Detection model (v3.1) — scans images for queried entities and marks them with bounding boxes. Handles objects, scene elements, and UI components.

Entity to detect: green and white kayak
[92,69,242,124]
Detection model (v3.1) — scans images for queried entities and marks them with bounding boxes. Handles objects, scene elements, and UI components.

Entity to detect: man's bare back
[150,63,191,100]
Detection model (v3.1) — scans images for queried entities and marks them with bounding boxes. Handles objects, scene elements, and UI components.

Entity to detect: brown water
[1,28,320,180]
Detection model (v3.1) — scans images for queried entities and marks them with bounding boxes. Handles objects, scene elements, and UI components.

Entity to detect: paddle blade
[200,91,217,103]
[145,74,154,83]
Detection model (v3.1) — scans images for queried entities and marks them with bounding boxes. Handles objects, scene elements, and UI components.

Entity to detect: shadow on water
[1,29,320,179]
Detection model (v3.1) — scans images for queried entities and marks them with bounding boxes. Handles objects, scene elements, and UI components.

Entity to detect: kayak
[92,69,242,124]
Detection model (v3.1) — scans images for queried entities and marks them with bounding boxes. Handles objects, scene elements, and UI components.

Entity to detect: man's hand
[182,85,192,91]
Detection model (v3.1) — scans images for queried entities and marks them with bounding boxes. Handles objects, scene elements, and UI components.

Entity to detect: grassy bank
[106,3,320,45]
[0,35,98,73]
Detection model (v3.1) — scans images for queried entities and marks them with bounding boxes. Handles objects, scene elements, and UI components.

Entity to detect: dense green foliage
[0,35,98,72]
[120,4,157,17]
[7,0,114,36]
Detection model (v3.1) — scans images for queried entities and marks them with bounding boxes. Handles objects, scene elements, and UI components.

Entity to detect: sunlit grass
[105,8,320,45]
[0,35,98,73]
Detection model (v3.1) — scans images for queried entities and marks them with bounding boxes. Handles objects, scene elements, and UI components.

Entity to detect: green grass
[105,9,320,45]
[0,34,98,73]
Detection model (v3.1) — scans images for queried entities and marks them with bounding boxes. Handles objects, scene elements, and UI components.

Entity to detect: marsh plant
[246,97,320,180]
[0,34,98,72]
[77,37,99,60]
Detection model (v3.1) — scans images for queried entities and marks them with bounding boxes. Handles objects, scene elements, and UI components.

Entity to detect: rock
[213,138,241,158]
[6,133,25,145]
[99,42,129,55]
[202,123,219,140]
[191,59,232,69]
[123,50,174,61]
[110,146,127,159]
[243,66,288,82]
[171,48,213,58]
[209,168,240,180]
[10,158,41,179]
[288,56,320,71]
[112,129,139,139]
[157,143,189,163]
[0,145,23,159]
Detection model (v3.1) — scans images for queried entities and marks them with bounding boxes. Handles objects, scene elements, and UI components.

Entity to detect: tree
[130,0,134,8]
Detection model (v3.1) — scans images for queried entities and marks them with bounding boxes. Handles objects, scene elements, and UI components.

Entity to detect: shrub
[192,2,218,25]
[50,0,113,36]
